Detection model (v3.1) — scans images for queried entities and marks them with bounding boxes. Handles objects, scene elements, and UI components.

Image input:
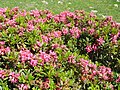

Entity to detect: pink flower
[54,15,60,23]
[36,41,43,47]
[89,28,95,35]
[62,27,68,35]
[53,31,62,38]
[0,8,7,13]
[88,20,93,25]
[9,72,20,83]
[92,44,97,51]
[0,70,6,79]
[89,12,96,18]
[109,84,114,90]
[19,49,33,63]
[42,35,49,43]
[30,10,40,17]
[42,78,50,89]
[59,12,67,23]
[106,16,113,22]
[70,27,81,38]
[97,37,105,45]
[0,41,5,45]
[49,50,58,62]
[5,47,10,53]
[79,58,89,67]
[19,10,27,16]
[103,21,108,26]
[111,21,117,28]
[18,84,29,90]
[39,51,51,63]
[65,23,71,27]
[0,46,10,55]
[30,59,38,67]
[111,33,119,44]
[85,45,92,53]
[47,13,53,19]
[27,24,34,32]
[68,55,76,64]
[18,27,25,36]
[6,19,16,27]
[51,44,59,49]
[82,28,87,32]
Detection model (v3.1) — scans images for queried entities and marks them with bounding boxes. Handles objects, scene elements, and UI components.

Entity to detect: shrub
[0,7,120,89]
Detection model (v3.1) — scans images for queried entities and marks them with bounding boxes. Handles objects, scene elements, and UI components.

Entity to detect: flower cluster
[19,49,38,67]
[9,72,20,83]
[0,41,10,55]
[0,7,120,89]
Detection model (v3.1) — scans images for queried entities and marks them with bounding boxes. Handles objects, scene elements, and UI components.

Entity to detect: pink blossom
[0,41,5,45]
[111,21,117,28]
[19,49,33,63]
[42,18,47,23]
[88,20,93,25]
[103,21,108,26]
[27,24,34,32]
[52,44,59,49]
[68,55,76,64]
[30,59,38,67]
[30,10,40,17]
[19,10,27,16]
[18,27,25,36]
[0,70,6,79]
[41,35,49,43]
[92,70,97,76]
[80,58,89,67]
[54,15,60,23]
[97,37,105,45]
[89,28,95,35]
[39,51,51,63]
[5,47,10,53]
[60,45,68,49]
[28,20,34,25]
[0,46,5,55]
[106,16,113,22]
[9,72,20,83]
[59,11,68,23]
[0,46,10,55]
[53,31,62,38]
[62,27,68,35]
[42,78,50,89]
[85,45,92,53]
[36,41,43,47]
[109,84,114,90]
[0,8,7,13]
[92,44,97,51]
[11,7,19,14]
[6,19,16,27]
[89,12,96,18]
[82,28,87,32]
[0,23,3,29]
[88,64,97,69]
[18,84,29,90]
[47,13,53,19]
[65,23,71,27]
[49,50,58,62]
[70,27,81,38]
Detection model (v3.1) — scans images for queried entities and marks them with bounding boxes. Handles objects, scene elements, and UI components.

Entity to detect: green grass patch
[0,0,120,22]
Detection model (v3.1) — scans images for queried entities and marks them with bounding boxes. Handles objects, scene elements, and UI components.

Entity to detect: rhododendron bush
[0,7,120,90]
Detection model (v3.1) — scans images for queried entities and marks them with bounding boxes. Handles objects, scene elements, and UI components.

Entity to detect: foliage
[0,7,120,90]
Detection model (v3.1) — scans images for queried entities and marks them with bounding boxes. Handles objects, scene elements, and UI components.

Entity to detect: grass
[0,0,120,22]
